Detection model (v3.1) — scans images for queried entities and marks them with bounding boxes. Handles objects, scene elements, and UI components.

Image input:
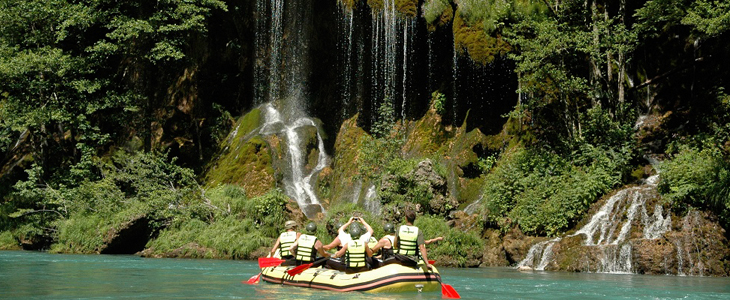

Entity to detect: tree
[0,0,226,245]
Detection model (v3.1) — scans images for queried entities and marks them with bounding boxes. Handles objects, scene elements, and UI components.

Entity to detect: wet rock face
[378,159,459,216]
[633,211,730,276]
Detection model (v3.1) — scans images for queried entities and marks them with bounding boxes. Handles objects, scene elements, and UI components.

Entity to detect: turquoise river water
[1,250,728,299]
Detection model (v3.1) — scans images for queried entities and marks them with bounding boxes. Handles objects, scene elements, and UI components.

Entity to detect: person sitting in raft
[269,220,300,265]
[327,222,374,273]
[370,223,397,261]
[390,210,433,270]
[289,222,330,266]
[323,216,374,252]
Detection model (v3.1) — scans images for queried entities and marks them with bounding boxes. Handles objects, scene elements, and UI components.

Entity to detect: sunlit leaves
[682,0,730,37]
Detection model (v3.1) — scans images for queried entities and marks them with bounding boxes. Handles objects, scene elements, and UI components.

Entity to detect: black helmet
[305,222,317,234]
[384,223,395,233]
[333,221,344,232]
[349,223,363,239]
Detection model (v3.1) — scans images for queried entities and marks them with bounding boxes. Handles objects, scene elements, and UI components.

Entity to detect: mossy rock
[453,12,511,65]
[339,0,360,10]
[403,95,453,156]
[367,0,418,17]
[330,114,371,205]
[204,108,276,197]
[424,0,454,31]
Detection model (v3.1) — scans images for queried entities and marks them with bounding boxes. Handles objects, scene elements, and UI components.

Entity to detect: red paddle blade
[286,263,312,276]
[258,257,285,268]
[428,260,435,265]
[441,283,461,299]
[245,273,260,285]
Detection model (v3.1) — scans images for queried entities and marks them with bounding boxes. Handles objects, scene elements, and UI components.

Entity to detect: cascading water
[367,0,414,125]
[518,174,672,273]
[253,0,328,218]
[339,6,354,119]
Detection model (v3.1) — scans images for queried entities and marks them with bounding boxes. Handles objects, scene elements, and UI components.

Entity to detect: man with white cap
[269,220,300,265]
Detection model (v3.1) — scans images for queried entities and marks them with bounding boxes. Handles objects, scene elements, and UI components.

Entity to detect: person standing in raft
[391,210,433,270]
[328,220,374,273]
[269,220,300,266]
[289,222,330,266]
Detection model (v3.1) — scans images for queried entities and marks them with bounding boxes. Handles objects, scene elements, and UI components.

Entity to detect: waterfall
[339,6,354,119]
[519,175,672,273]
[452,39,458,123]
[363,185,382,215]
[253,0,329,218]
[259,103,328,218]
[368,1,414,125]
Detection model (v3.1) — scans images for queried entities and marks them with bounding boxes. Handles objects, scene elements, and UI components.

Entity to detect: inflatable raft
[260,260,442,293]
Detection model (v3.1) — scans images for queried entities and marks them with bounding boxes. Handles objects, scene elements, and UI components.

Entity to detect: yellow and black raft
[260,260,442,293]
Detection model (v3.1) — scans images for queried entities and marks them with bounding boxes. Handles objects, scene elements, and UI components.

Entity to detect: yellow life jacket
[368,236,379,256]
[279,231,297,257]
[346,240,367,268]
[295,234,317,262]
[396,225,419,256]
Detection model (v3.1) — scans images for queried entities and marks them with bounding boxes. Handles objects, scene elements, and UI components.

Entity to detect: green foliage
[432,91,447,115]
[143,186,290,259]
[423,0,451,24]
[6,150,207,252]
[415,215,484,267]
[205,184,248,216]
[482,144,630,236]
[659,144,730,228]
[457,0,548,34]
[52,215,107,253]
[145,216,269,259]
[0,231,19,250]
[358,99,405,180]
[244,189,289,237]
[371,99,396,139]
[682,0,730,36]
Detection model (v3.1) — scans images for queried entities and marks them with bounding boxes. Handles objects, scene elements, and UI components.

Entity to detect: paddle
[286,257,329,276]
[440,282,461,299]
[426,260,460,299]
[258,257,286,268]
[244,273,261,285]
[286,263,312,276]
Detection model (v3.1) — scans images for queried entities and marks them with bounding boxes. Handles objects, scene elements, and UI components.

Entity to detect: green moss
[423,0,454,31]
[204,108,275,197]
[403,98,453,156]
[453,13,511,65]
[339,0,360,10]
[395,0,418,17]
[366,0,418,17]
[330,114,371,205]
[237,108,262,141]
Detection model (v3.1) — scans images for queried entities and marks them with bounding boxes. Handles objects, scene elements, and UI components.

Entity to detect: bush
[415,215,484,267]
[659,144,730,228]
[0,231,19,250]
[52,215,107,253]
[481,145,629,236]
[243,188,289,237]
[145,216,269,259]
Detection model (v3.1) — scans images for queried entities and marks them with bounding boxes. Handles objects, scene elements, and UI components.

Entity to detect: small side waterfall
[253,0,328,218]
[259,103,328,218]
[518,175,672,273]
